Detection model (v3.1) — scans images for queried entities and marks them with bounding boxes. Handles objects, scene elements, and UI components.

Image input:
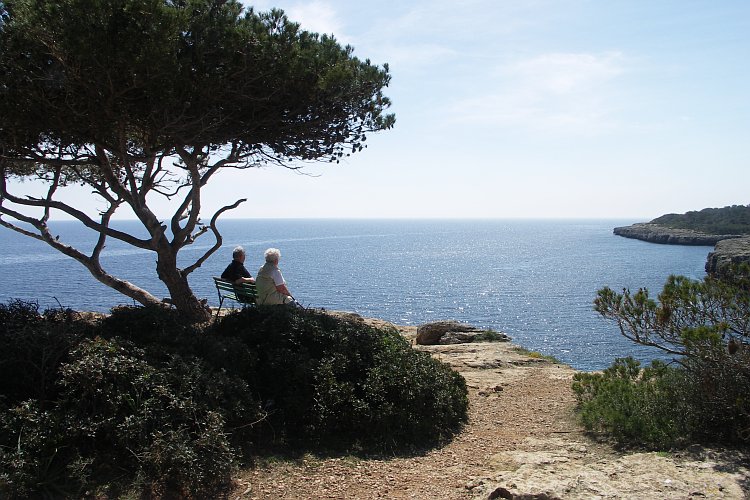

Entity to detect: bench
[213,277,258,316]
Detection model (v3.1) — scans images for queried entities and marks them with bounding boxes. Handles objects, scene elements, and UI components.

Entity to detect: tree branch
[1,164,151,248]
[182,198,247,276]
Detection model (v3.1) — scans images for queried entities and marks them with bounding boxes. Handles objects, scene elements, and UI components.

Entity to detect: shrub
[471,329,508,342]
[1,301,469,496]
[212,307,469,451]
[0,401,79,499]
[1,337,239,498]
[99,304,197,353]
[512,346,561,364]
[571,354,750,449]
[356,334,468,448]
[572,358,694,448]
[0,300,91,407]
[678,347,750,443]
[592,266,750,448]
[0,304,254,498]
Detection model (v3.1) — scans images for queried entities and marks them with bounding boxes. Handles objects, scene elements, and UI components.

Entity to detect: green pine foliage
[583,265,750,449]
[0,302,468,498]
[651,204,750,235]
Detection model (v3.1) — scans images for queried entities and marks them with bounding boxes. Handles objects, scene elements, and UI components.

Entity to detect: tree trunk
[156,250,212,324]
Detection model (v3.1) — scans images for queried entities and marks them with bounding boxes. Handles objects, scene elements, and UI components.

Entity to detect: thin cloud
[375,43,459,68]
[285,1,345,38]
[359,1,539,68]
[450,52,628,133]
[505,52,625,93]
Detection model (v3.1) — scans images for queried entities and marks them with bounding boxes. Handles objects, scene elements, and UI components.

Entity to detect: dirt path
[232,320,750,499]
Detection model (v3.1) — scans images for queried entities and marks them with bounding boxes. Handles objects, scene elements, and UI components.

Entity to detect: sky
[8,0,750,220]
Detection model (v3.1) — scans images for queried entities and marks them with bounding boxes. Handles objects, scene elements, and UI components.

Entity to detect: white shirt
[269,267,285,286]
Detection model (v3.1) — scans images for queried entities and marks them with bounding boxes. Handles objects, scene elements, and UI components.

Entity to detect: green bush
[99,304,199,355]
[0,300,91,406]
[0,304,254,498]
[678,347,750,443]
[0,401,77,498]
[572,358,692,448]
[1,301,469,496]
[213,307,468,451]
[356,334,468,448]
[572,353,750,449]
[1,337,238,498]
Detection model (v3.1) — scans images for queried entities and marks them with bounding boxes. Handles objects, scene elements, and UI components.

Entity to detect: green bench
[213,277,257,316]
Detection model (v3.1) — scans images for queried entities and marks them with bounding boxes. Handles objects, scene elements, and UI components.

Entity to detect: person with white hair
[220,246,255,284]
[256,248,296,306]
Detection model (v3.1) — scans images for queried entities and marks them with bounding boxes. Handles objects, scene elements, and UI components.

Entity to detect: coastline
[613,222,741,246]
[235,313,750,499]
[613,222,750,276]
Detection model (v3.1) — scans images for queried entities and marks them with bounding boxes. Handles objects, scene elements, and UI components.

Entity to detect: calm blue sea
[0,219,713,371]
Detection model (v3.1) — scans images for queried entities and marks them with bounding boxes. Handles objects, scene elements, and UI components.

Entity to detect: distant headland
[613,222,740,246]
[614,205,750,246]
[614,205,750,274]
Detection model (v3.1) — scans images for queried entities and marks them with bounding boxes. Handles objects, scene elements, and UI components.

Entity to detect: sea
[0,218,714,371]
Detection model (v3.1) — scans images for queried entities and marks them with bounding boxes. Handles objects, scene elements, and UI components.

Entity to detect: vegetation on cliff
[0,302,467,498]
[651,205,750,235]
[575,265,750,449]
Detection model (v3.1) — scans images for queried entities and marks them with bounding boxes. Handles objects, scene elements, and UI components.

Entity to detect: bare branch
[42,165,63,224]
[0,213,47,242]
[1,190,151,249]
[91,200,122,262]
[139,155,157,198]
[2,162,150,246]
[182,198,247,276]
[171,147,206,248]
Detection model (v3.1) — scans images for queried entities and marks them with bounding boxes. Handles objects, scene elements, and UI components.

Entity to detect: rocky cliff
[613,222,741,246]
[705,237,750,276]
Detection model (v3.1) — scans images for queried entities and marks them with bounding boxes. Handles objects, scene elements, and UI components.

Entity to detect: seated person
[221,246,255,285]
[256,248,295,306]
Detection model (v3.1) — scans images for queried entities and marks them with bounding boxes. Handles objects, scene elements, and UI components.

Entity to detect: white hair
[264,247,281,263]
[232,246,245,259]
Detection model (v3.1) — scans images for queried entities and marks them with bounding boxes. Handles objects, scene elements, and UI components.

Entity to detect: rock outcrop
[706,237,750,276]
[416,320,510,345]
[613,222,741,246]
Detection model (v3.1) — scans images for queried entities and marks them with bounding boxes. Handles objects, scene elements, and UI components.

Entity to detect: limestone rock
[613,223,741,246]
[441,331,481,344]
[416,320,510,345]
[706,237,750,276]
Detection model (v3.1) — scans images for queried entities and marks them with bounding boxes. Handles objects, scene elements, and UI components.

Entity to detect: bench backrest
[213,277,257,304]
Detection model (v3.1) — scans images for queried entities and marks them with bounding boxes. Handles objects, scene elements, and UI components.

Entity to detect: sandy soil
[231,316,750,499]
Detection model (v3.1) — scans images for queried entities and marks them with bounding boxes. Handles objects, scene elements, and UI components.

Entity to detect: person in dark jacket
[221,246,255,284]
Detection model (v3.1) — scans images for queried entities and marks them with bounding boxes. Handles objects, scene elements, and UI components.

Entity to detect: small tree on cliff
[595,267,750,358]
[0,0,394,322]
[593,266,750,443]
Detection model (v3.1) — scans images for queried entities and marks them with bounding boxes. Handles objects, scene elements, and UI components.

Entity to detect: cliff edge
[613,222,741,246]
[706,237,750,276]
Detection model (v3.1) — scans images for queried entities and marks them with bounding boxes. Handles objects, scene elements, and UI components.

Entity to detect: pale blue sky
[8,0,750,220]
[229,0,749,219]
